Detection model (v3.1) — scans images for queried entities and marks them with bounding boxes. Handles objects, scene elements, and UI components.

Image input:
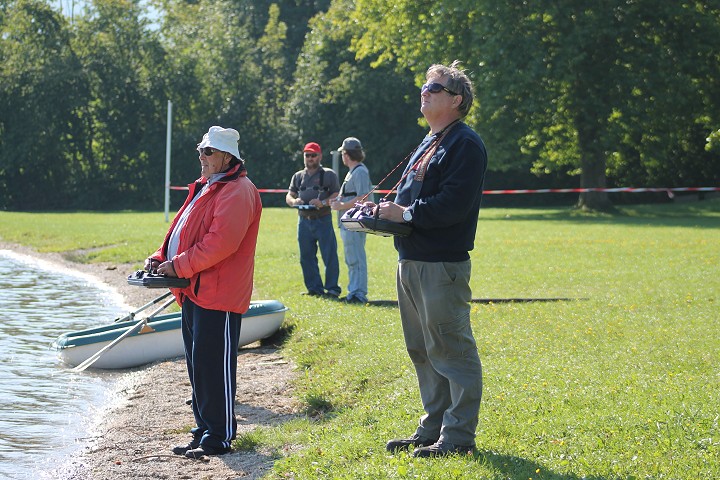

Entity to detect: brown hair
[345,149,365,162]
[426,60,474,118]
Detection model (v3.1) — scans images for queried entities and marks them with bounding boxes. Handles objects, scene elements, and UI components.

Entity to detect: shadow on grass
[479,451,607,480]
[491,200,720,229]
[260,322,296,347]
[367,297,587,308]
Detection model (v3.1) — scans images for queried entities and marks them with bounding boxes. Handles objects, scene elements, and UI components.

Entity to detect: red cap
[303,142,322,154]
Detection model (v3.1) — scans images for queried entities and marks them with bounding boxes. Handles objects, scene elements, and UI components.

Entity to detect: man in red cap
[286,142,341,297]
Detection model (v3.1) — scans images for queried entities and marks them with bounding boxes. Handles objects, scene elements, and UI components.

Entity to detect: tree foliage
[0,0,718,211]
[283,0,425,194]
[0,0,86,208]
[71,0,167,207]
[350,0,720,209]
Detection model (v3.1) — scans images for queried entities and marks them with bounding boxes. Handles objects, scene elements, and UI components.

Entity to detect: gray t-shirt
[339,163,373,204]
[338,163,373,222]
[288,167,340,204]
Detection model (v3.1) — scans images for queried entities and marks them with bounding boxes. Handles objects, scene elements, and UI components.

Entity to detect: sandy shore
[2,242,298,479]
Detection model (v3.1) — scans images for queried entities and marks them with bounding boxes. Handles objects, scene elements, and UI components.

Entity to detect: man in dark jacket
[377,61,487,457]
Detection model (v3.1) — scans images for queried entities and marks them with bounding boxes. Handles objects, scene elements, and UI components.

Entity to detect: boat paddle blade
[72,317,148,372]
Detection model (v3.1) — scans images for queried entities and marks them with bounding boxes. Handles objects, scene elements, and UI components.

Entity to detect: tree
[0,0,87,209]
[157,0,301,204]
[350,0,720,210]
[604,2,720,189]
[71,0,168,208]
[284,0,425,196]
[3,0,717,211]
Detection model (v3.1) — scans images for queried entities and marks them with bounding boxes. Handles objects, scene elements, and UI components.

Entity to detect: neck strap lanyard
[358,119,460,204]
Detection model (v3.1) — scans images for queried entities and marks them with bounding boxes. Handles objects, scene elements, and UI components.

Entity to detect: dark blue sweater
[394,122,487,262]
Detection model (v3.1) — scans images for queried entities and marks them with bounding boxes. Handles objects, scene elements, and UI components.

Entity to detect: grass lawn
[1,199,718,479]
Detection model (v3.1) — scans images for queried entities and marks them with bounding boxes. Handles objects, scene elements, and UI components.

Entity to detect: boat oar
[113,291,172,323]
[144,295,176,321]
[72,296,176,372]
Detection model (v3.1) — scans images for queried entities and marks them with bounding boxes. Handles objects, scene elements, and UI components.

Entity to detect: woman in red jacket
[145,126,262,459]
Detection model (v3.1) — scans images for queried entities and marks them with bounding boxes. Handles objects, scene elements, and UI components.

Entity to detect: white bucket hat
[198,126,241,159]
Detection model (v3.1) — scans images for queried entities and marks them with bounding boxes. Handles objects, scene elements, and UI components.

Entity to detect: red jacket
[151,164,262,313]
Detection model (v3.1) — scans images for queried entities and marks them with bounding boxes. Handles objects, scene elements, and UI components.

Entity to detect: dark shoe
[323,291,340,299]
[185,444,231,459]
[412,441,474,458]
[302,290,324,296]
[341,296,365,304]
[171,439,200,455]
[386,434,437,452]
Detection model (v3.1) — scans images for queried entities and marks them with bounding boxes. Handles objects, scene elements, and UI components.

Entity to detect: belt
[300,212,331,220]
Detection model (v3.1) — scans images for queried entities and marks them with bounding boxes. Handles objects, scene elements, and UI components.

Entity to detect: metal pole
[164,100,172,222]
[331,149,340,176]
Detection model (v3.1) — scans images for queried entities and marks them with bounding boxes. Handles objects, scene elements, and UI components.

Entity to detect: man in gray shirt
[331,137,373,304]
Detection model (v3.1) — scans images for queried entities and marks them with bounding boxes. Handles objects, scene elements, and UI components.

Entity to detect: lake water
[0,250,130,479]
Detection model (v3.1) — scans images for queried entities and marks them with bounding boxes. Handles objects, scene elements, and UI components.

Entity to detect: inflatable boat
[55,300,288,369]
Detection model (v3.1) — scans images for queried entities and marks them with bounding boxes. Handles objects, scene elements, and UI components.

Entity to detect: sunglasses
[304,152,319,158]
[422,82,460,96]
[197,146,217,156]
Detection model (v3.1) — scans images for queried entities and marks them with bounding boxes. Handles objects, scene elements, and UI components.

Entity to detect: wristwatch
[402,208,413,223]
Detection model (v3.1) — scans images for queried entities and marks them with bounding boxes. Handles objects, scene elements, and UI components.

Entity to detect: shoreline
[1,242,298,479]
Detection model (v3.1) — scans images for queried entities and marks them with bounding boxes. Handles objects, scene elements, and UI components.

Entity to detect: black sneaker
[301,291,324,296]
[185,444,232,459]
[386,434,437,452]
[412,441,474,458]
[171,439,200,455]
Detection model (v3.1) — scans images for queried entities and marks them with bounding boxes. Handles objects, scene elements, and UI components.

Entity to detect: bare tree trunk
[574,111,615,212]
[577,150,614,211]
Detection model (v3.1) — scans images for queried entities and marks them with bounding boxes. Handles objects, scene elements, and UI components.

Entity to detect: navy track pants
[181,298,242,449]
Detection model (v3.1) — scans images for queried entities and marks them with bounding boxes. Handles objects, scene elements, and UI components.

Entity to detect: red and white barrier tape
[170,186,720,197]
[480,187,719,196]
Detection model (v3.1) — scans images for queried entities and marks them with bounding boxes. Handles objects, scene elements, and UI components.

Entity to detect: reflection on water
[0,250,129,479]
